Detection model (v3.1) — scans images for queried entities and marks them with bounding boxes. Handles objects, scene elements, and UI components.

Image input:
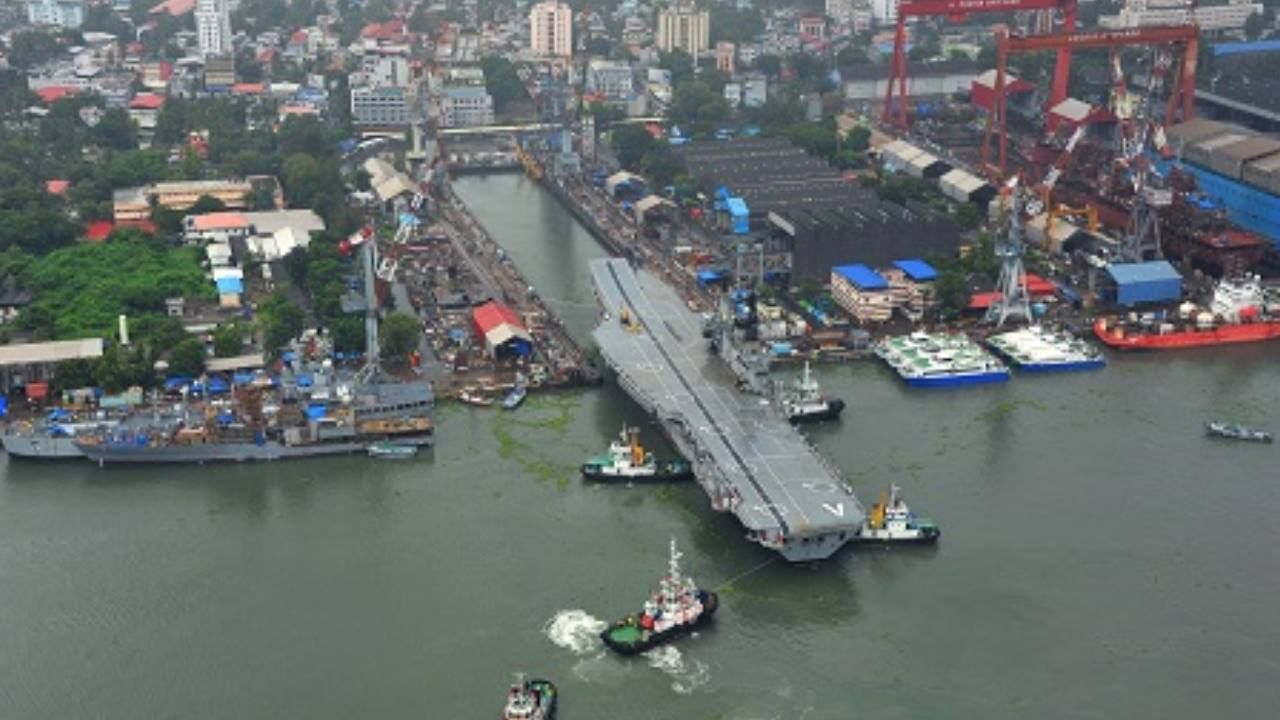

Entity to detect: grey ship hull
[77,436,432,465]
[2,433,84,459]
[590,259,865,562]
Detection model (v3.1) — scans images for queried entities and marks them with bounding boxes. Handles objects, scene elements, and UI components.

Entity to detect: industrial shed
[471,300,533,359]
[1106,261,1183,306]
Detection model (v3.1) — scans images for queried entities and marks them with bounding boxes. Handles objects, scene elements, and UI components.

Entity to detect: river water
[2,172,1278,719]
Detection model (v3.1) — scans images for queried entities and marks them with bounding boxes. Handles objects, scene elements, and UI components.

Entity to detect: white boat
[457,388,494,407]
[856,485,940,544]
[875,332,1009,387]
[986,325,1105,372]
[367,442,418,459]
[780,362,845,424]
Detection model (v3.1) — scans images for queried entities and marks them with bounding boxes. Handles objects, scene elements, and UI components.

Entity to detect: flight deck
[590,258,864,562]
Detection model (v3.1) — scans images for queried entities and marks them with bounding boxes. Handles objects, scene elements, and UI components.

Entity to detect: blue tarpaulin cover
[305,403,327,420]
[207,376,230,394]
[296,373,314,388]
[233,371,256,385]
[892,259,938,282]
[834,264,890,291]
[697,269,725,286]
[726,197,749,235]
[0,396,7,418]
[164,376,192,391]
[216,277,243,295]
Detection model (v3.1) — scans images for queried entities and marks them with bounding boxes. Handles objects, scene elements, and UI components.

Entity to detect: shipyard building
[676,139,961,283]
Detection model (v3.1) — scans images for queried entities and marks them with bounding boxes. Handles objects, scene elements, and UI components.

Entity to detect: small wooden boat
[458,388,494,407]
[1205,421,1273,443]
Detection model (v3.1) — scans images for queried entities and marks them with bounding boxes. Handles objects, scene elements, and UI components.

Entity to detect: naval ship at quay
[591,258,865,562]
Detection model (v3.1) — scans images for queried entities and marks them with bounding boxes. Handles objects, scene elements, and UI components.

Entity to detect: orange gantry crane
[979,24,1200,180]
[883,0,1079,130]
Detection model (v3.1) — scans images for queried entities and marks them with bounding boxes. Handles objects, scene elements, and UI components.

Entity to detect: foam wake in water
[643,644,710,695]
[543,609,607,656]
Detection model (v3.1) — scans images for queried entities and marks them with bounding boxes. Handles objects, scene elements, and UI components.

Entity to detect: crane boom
[884,0,1078,130]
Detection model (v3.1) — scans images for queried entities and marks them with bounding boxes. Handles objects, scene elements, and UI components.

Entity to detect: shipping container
[1186,133,1251,171]
[1207,136,1280,180]
[1243,152,1280,196]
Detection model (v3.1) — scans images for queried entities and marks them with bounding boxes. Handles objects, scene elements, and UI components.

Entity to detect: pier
[590,257,865,562]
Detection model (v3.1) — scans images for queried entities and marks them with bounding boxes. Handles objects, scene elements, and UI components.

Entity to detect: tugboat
[1205,421,1273,443]
[501,673,556,720]
[781,362,845,424]
[600,538,718,656]
[581,426,693,482]
[855,485,940,544]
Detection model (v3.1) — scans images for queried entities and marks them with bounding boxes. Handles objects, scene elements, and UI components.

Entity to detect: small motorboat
[1205,421,1273,443]
[502,384,527,410]
[458,388,494,407]
[367,442,418,459]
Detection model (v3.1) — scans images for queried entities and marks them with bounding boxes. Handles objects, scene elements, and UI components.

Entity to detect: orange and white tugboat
[501,673,556,720]
[599,538,717,656]
[1095,275,1280,350]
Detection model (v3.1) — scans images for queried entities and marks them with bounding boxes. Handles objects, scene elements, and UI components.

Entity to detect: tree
[330,315,366,353]
[212,323,242,357]
[260,291,304,353]
[379,311,419,360]
[846,125,871,152]
[611,124,656,170]
[168,336,207,377]
[754,54,782,78]
[150,205,184,236]
[1245,11,1265,41]
[710,6,764,44]
[92,108,138,151]
[836,46,870,66]
[8,31,64,69]
[934,269,970,315]
[953,203,981,230]
[659,50,695,86]
[189,194,227,215]
[479,56,528,113]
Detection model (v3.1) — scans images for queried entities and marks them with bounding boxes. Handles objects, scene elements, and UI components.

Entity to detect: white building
[1100,0,1261,32]
[26,0,84,29]
[656,3,710,56]
[742,76,767,108]
[351,86,411,126]
[586,60,635,101]
[439,86,495,127]
[361,50,411,88]
[195,0,232,58]
[870,0,898,25]
[530,0,573,58]
[826,0,855,24]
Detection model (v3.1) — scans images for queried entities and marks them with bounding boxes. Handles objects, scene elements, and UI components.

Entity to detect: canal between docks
[1,171,1277,719]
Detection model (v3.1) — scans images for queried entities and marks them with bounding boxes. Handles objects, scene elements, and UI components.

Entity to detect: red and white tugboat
[599,538,718,656]
[502,673,556,720]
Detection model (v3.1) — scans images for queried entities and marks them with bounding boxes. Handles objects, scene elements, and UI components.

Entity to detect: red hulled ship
[1095,275,1280,350]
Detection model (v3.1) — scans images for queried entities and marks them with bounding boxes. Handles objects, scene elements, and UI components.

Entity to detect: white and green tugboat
[580,426,692,482]
[502,673,556,720]
[856,485,940,545]
[599,538,718,656]
[781,361,845,424]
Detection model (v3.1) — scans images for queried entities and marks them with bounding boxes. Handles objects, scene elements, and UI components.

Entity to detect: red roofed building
[231,83,264,95]
[46,180,71,196]
[128,93,166,110]
[361,18,408,41]
[149,0,194,16]
[471,300,533,359]
[256,48,278,64]
[35,86,79,105]
[84,220,115,243]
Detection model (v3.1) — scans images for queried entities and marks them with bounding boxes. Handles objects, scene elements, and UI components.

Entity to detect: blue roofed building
[831,264,893,323]
[1105,261,1183,306]
[726,197,749,235]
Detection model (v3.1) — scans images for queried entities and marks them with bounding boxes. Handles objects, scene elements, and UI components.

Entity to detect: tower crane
[883,0,1078,131]
[980,24,1199,180]
[987,176,1033,327]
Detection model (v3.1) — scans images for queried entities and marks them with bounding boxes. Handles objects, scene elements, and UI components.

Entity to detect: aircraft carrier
[590,258,865,562]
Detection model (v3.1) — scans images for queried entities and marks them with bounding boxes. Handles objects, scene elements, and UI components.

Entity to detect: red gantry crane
[980,24,1200,180]
[883,0,1079,130]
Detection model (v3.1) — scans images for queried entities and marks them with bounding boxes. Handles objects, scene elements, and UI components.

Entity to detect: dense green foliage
[213,324,244,357]
[20,232,212,339]
[168,336,208,377]
[379,311,419,360]
[259,290,304,356]
[710,6,764,45]
[480,57,527,113]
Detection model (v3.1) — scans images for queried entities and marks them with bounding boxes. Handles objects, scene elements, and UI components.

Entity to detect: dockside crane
[883,0,1079,131]
[980,24,1199,180]
[987,177,1033,327]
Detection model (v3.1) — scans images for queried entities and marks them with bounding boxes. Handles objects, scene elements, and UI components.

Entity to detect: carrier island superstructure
[591,258,864,562]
